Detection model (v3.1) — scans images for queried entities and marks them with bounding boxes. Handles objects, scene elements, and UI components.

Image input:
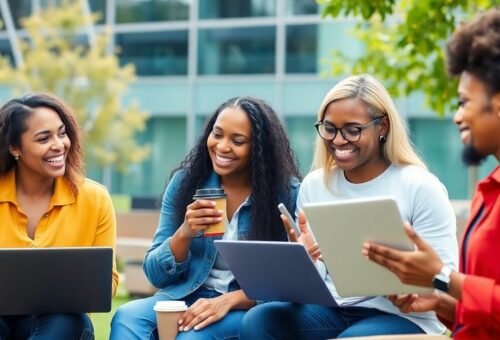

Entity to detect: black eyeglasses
[314,118,381,142]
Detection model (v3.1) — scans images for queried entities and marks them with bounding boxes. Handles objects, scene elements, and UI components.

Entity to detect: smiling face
[454,72,500,162]
[206,106,252,181]
[10,107,71,181]
[322,97,388,183]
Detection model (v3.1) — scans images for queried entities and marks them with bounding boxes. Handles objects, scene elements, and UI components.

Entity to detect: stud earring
[14,155,19,161]
[379,135,386,143]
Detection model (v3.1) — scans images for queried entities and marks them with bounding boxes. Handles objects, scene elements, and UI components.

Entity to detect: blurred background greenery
[0,0,497,201]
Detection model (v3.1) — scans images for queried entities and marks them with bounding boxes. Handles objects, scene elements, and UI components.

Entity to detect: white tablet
[303,196,432,297]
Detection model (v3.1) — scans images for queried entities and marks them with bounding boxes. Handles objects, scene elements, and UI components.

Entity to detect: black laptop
[0,247,113,315]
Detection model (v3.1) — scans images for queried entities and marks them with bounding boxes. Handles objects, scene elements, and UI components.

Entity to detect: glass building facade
[0,0,496,200]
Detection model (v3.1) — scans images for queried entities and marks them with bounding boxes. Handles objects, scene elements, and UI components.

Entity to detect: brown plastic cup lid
[192,188,227,199]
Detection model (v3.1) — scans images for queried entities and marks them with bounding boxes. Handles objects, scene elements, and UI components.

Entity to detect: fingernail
[178,319,183,324]
[184,327,190,332]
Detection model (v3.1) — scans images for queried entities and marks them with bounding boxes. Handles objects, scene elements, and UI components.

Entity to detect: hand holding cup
[192,188,228,237]
[180,199,224,239]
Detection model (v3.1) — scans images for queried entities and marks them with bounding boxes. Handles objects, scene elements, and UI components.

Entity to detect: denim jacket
[143,170,300,299]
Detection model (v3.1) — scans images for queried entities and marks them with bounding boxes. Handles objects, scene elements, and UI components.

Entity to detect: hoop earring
[14,155,19,161]
[379,135,386,144]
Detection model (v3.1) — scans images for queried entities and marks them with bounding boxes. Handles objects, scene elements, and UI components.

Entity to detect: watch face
[433,278,448,292]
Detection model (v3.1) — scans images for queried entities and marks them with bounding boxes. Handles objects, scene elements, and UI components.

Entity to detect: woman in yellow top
[0,93,119,339]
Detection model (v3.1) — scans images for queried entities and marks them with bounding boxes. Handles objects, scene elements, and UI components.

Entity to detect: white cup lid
[153,301,188,312]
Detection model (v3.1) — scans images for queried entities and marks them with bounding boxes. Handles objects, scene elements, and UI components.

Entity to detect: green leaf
[322,0,496,116]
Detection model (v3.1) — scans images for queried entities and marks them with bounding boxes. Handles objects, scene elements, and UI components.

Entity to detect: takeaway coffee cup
[192,188,227,237]
[154,301,188,340]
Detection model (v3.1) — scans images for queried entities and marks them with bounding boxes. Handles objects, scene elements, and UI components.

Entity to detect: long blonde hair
[311,75,426,184]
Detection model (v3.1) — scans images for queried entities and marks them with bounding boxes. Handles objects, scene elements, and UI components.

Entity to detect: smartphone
[277,203,301,237]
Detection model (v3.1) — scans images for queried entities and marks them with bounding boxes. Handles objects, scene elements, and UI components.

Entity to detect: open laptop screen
[0,247,113,315]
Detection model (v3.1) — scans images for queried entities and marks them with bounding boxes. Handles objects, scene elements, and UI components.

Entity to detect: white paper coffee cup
[154,301,188,340]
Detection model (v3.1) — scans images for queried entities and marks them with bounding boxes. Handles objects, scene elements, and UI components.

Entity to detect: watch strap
[433,265,452,292]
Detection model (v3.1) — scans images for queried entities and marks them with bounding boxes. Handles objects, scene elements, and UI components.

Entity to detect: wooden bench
[116,210,160,296]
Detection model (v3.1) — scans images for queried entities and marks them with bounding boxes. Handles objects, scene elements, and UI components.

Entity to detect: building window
[198,26,275,75]
[0,39,14,65]
[286,24,317,73]
[116,0,189,23]
[7,0,30,28]
[284,116,316,173]
[287,0,319,15]
[7,0,106,27]
[88,0,106,24]
[116,30,188,76]
[199,0,275,19]
[408,118,468,199]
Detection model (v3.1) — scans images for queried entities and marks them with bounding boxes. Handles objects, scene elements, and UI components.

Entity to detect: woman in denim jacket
[110,97,301,339]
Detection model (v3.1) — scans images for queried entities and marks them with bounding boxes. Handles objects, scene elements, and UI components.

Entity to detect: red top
[453,166,500,339]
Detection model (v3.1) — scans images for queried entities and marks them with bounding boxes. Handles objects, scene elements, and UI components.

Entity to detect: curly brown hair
[446,8,500,94]
[0,92,84,192]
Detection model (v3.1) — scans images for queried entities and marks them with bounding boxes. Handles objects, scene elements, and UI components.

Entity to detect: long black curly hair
[169,97,302,241]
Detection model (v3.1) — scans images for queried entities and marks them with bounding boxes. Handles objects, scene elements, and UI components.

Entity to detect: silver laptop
[0,247,113,315]
[303,197,432,297]
[214,240,337,306]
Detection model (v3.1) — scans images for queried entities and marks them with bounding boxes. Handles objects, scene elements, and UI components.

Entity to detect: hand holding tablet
[303,196,433,297]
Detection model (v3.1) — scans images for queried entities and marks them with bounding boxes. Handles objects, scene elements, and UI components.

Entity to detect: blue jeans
[240,302,424,339]
[110,287,246,340]
[0,313,93,340]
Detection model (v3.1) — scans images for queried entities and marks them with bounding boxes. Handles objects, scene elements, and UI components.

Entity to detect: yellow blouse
[0,170,119,296]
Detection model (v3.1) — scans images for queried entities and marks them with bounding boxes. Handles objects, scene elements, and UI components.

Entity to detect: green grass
[92,279,133,340]
[92,294,131,340]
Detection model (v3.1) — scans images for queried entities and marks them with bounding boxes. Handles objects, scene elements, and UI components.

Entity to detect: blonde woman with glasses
[240,75,458,339]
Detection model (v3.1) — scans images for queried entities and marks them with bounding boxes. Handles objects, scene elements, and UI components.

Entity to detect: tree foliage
[0,1,150,172]
[320,0,499,116]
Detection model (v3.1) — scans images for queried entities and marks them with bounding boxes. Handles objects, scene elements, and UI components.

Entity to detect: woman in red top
[363,8,500,339]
